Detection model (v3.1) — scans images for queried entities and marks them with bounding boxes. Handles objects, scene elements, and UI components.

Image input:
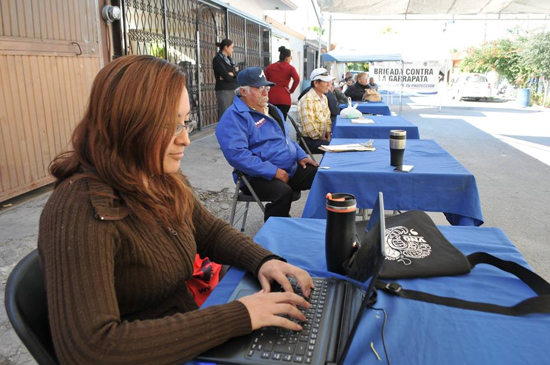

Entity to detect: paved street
[401,94,550,279]
[1,94,549,364]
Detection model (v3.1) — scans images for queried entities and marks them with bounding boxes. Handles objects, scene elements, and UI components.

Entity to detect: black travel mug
[390,130,407,167]
[325,193,357,275]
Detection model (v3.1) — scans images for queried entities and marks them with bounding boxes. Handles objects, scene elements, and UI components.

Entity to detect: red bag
[187,254,222,306]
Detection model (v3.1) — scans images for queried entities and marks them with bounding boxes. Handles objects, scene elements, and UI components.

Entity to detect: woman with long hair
[265,46,300,120]
[38,55,313,365]
[213,38,239,120]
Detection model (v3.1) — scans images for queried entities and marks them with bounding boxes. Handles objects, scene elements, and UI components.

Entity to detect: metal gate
[197,4,226,129]
[115,0,270,131]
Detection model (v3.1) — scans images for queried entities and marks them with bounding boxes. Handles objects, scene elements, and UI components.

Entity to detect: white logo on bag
[384,226,431,266]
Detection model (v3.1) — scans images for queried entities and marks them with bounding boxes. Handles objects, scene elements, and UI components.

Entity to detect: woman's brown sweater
[37,176,276,364]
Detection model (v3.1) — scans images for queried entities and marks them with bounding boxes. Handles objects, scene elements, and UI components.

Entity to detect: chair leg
[241,175,266,213]
[229,183,240,226]
[241,202,250,232]
[300,136,316,163]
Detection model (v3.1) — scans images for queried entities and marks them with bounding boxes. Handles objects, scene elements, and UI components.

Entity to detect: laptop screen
[337,191,386,364]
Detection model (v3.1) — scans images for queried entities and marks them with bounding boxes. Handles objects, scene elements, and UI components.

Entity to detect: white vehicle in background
[452,73,492,101]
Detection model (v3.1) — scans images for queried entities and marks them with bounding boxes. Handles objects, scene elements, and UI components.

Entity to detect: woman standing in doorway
[213,39,239,120]
[265,46,300,120]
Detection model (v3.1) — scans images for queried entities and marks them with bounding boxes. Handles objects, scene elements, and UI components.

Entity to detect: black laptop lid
[337,192,386,365]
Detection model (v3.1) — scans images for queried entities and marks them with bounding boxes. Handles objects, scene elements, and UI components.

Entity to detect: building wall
[218,0,264,19]
[0,0,103,202]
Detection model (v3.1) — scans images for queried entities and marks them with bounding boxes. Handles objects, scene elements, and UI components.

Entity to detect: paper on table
[319,144,376,152]
[351,118,375,124]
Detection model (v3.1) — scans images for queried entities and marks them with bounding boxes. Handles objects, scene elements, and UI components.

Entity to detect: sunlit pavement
[397,93,550,282]
[408,92,550,166]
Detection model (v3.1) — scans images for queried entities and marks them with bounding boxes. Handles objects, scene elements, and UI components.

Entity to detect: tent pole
[399,60,404,116]
[328,15,332,54]
[439,60,448,113]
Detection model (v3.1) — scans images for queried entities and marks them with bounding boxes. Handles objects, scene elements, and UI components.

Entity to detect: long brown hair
[51,55,195,229]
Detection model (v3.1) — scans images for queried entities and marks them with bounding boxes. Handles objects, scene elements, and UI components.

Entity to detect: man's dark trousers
[242,164,317,221]
[301,137,329,155]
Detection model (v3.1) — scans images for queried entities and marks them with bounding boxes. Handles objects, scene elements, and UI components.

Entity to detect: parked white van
[452,73,492,101]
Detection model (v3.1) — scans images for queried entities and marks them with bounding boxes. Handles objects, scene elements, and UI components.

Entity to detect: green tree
[460,38,532,87]
[381,26,397,35]
[460,44,491,73]
[489,38,532,88]
[521,31,550,105]
[310,26,325,35]
[346,62,369,72]
[150,42,166,59]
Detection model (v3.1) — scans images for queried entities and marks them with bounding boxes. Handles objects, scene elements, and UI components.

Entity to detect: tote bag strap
[376,252,550,316]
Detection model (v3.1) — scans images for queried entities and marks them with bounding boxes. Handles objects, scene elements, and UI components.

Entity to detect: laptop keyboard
[246,278,329,363]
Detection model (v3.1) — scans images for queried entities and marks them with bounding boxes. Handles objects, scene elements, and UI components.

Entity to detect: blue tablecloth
[202,217,550,365]
[338,101,391,116]
[302,138,484,226]
[333,115,420,139]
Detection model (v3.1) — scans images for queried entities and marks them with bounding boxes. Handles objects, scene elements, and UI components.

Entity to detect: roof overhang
[257,0,298,11]
[322,50,403,62]
[317,0,550,16]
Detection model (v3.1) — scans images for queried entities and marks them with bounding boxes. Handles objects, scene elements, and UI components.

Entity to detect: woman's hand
[238,290,310,331]
[257,260,314,298]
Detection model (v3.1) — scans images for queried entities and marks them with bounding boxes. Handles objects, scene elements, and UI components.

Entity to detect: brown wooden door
[0,0,103,201]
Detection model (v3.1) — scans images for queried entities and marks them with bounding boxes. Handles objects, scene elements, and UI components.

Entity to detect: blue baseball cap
[237,67,275,87]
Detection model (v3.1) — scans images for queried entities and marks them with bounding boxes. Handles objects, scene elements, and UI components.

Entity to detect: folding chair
[229,171,301,232]
[5,250,59,365]
[286,115,316,163]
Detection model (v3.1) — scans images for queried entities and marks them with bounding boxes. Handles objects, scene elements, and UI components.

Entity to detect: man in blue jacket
[216,67,318,221]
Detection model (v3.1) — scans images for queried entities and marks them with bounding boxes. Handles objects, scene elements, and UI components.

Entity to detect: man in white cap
[297,68,335,154]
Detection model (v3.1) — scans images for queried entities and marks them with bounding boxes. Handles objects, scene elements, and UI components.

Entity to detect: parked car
[452,73,492,101]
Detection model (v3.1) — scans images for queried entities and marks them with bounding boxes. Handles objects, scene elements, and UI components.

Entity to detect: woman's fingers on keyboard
[238,291,309,330]
[272,291,310,310]
[258,275,273,293]
[275,303,307,322]
[257,260,313,297]
[274,273,294,294]
[270,315,303,331]
[288,271,315,298]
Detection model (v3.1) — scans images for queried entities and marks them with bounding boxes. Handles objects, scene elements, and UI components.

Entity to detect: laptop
[198,192,387,365]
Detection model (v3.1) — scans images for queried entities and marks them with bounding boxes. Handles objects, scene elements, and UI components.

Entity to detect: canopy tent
[322,50,405,114]
[317,0,550,16]
[322,51,403,63]
[317,0,549,114]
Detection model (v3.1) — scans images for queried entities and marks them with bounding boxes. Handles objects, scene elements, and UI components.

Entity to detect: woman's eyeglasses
[172,120,196,135]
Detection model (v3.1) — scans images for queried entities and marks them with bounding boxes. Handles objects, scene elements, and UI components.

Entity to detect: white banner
[372,61,439,92]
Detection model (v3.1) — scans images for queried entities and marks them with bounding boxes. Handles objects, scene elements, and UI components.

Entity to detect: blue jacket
[216,96,308,183]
